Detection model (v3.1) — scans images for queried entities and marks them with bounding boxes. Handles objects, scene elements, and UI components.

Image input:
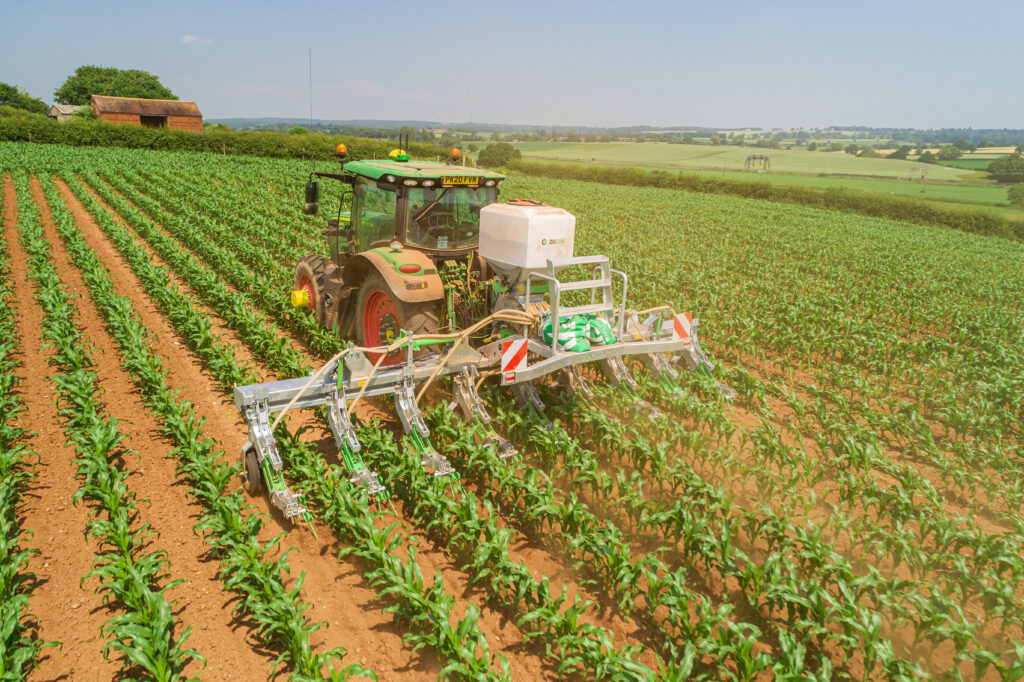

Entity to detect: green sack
[542,314,591,352]
[586,315,616,345]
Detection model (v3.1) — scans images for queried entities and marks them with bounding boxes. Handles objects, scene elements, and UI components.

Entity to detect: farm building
[90,95,202,131]
[48,103,82,122]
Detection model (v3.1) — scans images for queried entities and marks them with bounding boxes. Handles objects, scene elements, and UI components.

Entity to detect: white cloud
[180,35,211,44]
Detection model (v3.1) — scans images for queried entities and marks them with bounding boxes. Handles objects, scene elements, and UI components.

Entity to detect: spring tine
[600,357,664,419]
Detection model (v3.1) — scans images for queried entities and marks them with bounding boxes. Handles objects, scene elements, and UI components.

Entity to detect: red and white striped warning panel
[672,313,693,347]
[500,339,528,384]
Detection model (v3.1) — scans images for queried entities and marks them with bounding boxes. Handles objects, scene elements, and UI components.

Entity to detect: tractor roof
[345,159,505,182]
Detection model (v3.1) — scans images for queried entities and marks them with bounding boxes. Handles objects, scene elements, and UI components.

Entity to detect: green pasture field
[937,158,996,171]
[513,141,974,181]
[514,156,1024,220]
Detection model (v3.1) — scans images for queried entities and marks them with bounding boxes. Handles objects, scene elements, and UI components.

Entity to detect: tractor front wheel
[294,255,329,327]
[355,271,439,366]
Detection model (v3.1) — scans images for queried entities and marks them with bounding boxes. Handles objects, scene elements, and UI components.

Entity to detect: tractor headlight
[404,179,417,186]
[484,180,495,186]
[385,175,396,183]
[422,180,435,187]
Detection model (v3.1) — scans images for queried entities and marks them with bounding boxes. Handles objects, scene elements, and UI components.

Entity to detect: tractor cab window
[404,185,496,251]
[352,180,397,249]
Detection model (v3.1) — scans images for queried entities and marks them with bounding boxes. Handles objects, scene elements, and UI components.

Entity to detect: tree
[0,82,47,114]
[477,142,520,167]
[682,135,694,144]
[54,65,177,105]
[710,135,722,145]
[937,146,962,161]
[859,148,879,158]
[917,151,938,164]
[731,134,744,146]
[887,145,912,160]
[987,154,1024,183]
[1016,145,1023,154]
[1008,183,1024,208]
[807,142,818,151]
[845,144,859,155]
[953,139,973,151]
[288,126,309,135]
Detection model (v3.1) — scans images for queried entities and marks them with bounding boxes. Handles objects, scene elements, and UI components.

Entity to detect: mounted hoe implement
[235,144,734,519]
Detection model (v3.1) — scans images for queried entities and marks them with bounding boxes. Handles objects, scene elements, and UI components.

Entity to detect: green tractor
[234,143,732,520]
[292,145,502,360]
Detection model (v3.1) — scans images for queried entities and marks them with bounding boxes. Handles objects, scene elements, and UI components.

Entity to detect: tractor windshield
[404,186,496,251]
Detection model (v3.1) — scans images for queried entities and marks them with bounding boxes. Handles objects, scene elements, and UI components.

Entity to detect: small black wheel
[243,446,265,496]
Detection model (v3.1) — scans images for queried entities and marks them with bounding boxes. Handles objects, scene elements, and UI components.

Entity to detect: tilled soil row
[4,175,122,682]
[22,175,279,680]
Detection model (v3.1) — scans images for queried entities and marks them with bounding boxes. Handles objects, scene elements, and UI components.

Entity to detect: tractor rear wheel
[294,255,329,327]
[355,271,439,366]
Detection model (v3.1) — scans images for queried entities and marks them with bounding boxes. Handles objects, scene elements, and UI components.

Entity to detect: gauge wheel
[294,254,329,328]
[355,271,439,366]
[243,445,265,496]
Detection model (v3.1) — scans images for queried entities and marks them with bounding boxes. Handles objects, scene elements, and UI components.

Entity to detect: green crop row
[37,174,372,680]
[15,173,204,680]
[354,422,654,679]
[0,177,52,678]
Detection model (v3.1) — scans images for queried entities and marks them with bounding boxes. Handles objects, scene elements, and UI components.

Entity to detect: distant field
[514,156,1024,221]
[938,158,994,171]
[514,141,973,181]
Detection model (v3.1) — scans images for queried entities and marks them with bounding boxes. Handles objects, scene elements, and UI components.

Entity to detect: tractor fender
[343,248,443,303]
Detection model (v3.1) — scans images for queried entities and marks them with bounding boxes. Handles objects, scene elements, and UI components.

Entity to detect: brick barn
[90,95,203,131]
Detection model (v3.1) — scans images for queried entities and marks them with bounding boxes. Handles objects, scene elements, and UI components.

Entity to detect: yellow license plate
[441,176,478,186]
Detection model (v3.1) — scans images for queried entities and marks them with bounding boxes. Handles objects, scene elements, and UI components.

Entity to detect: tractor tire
[355,271,439,366]
[243,445,265,496]
[294,254,329,328]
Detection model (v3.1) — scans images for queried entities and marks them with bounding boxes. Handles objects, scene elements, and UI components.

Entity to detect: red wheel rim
[297,274,315,311]
[363,290,402,366]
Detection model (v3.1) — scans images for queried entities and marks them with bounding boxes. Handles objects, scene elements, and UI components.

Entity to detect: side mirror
[303,181,319,215]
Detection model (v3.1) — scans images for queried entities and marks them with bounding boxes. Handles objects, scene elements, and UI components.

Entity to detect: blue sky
[2,0,1021,128]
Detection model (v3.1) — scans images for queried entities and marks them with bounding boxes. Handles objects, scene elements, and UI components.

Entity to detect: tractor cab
[337,157,503,259]
[296,147,505,352]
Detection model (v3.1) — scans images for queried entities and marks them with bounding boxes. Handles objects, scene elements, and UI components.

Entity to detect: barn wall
[98,113,142,126]
[168,116,203,132]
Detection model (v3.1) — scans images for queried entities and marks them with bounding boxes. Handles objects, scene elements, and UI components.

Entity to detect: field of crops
[1,140,1022,681]
[513,142,973,181]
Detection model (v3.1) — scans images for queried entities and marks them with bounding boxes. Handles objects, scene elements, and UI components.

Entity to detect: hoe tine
[638,353,684,395]
[451,367,518,458]
[599,357,664,419]
[671,319,736,401]
[394,378,458,480]
[510,381,554,430]
[327,383,388,499]
[561,365,597,404]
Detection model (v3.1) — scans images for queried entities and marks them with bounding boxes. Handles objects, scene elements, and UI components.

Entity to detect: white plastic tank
[479,201,576,282]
